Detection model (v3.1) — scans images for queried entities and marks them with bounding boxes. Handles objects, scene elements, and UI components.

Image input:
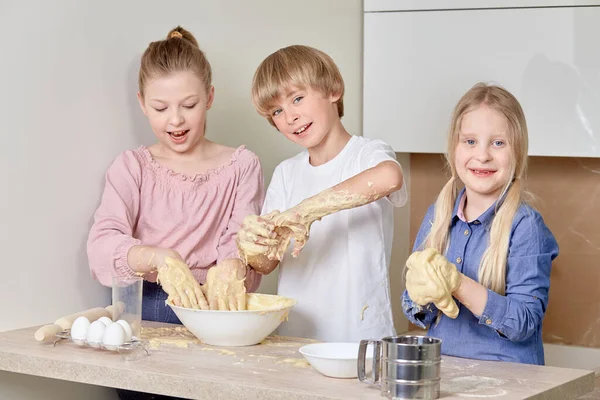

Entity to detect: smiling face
[454,104,513,203]
[269,86,341,150]
[137,70,214,155]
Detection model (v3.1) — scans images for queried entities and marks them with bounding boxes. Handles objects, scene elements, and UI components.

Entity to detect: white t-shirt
[262,136,407,342]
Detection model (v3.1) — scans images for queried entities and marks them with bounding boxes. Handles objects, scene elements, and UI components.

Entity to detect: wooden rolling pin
[34,306,112,343]
[33,324,64,343]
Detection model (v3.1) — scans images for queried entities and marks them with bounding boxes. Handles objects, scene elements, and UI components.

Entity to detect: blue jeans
[141,281,182,324]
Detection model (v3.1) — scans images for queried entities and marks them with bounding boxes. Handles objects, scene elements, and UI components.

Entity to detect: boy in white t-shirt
[237,45,407,342]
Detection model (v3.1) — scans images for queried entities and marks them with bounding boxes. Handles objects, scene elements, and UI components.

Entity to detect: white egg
[116,320,133,342]
[70,316,90,345]
[97,316,113,326]
[86,320,106,348]
[102,322,126,350]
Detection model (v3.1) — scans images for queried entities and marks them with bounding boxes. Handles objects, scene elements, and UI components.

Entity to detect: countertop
[0,321,594,399]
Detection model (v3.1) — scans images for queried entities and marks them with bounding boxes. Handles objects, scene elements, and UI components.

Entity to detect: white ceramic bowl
[168,293,297,347]
[299,342,374,379]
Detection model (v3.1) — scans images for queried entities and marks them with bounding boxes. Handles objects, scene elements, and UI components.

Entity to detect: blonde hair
[251,45,344,127]
[138,26,212,97]
[425,83,529,295]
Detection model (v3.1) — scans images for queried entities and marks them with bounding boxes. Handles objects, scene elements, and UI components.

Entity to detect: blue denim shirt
[402,189,559,365]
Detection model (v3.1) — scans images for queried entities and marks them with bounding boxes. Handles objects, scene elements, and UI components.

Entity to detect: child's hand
[405,248,463,318]
[205,258,247,311]
[268,208,314,258]
[237,213,280,255]
[157,256,209,310]
[237,212,292,268]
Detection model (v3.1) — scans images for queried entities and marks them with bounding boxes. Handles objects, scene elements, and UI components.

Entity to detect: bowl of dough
[167,293,297,347]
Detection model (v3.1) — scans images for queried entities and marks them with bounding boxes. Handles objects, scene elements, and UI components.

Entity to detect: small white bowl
[168,293,297,347]
[299,342,373,379]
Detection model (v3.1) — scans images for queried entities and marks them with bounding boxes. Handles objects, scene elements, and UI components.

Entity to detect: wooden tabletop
[0,321,594,399]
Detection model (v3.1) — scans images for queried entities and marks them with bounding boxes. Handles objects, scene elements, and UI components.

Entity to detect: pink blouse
[87,145,264,292]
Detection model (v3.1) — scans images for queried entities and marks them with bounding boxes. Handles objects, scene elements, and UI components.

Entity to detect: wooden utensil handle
[35,305,117,342]
[53,307,111,330]
[105,304,116,319]
[34,324,63,342]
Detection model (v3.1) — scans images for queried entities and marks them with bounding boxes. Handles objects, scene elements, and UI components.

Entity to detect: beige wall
[1,1,412,398]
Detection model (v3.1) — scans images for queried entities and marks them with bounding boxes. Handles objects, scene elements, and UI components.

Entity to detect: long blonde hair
[425,83,529,295]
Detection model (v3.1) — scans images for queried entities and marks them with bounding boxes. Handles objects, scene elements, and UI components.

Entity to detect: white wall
[0,1,409,398]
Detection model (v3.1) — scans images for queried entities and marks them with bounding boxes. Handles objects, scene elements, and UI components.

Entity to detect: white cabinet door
[364,7,600,157]
[365,1,600,12]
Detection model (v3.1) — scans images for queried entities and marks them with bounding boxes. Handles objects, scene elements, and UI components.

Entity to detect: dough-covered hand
[237,212,282,260]
[405,248,462,318]
[265,187,368,258]
[205,258,247,311]
[157,256,209,310]
[236,212,292,275]
[268,207,314,258]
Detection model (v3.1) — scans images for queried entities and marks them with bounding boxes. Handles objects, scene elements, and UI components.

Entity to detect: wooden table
[0,322,594,399]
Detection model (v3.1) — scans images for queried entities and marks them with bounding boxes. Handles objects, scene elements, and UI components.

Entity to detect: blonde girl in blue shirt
[402,83,559,365]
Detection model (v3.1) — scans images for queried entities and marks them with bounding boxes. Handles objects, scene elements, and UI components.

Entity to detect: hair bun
[166,26,199,48]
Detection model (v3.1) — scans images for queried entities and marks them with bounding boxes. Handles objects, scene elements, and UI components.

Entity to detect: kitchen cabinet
[364,3,600,157]
[365,0,600,11]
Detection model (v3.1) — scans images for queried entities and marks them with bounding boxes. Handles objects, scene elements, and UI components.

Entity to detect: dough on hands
[237,212,288,273]
[264,188,373,258]
[268,211,312,258]
[205,258,247,311]
[405,248,462,319]
[240,207,314,263]
[238,188,374,267]
[157,257,209,310]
